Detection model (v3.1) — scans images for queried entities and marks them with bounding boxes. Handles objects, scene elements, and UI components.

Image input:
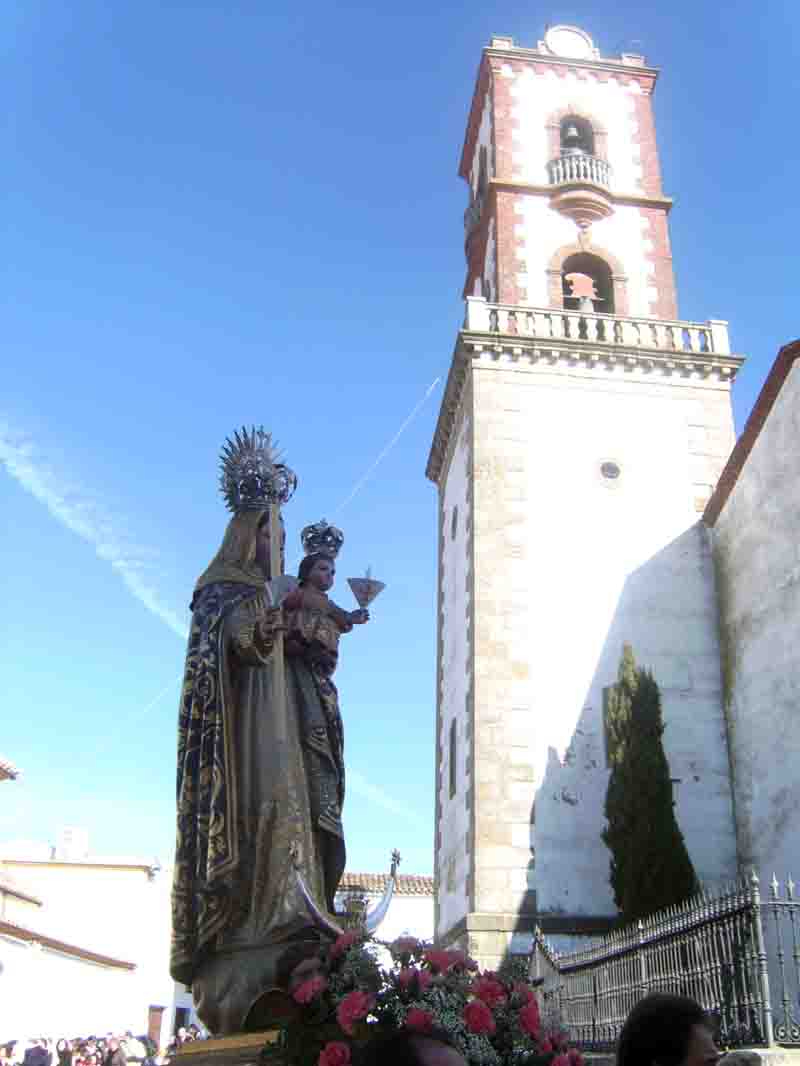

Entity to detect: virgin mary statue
[169,429,365,1034]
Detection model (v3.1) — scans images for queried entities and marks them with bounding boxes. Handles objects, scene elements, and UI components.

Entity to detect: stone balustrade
[547,154,611,188]
[464,297,731,357]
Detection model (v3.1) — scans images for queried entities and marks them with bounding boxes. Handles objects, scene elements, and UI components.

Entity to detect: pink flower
[568,1051,584,1066]
[391,936,422,957]
[398,966,433,994]
[513,981,535,1004]
[552,1055,571,1066]
[293,975,328,1004]
[463,999,496,1036]
[336,990,374,1035]
[472,976,508,1008]
[318,1043,351,1066]
[405,1009,434,1033]
[519,1000,541,1038]
[540,1038,554,1053]
[424,948,473,974]
[330,931,362,960]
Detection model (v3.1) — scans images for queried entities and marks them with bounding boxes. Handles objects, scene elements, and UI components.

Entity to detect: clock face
[544,25,595,59]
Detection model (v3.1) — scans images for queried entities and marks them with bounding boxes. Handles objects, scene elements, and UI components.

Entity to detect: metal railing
[530,873,800,1051]
[548,154,611,188]
[463,298,731,358]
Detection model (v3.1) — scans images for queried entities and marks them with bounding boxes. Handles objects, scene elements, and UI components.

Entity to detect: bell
[561,124,584,156]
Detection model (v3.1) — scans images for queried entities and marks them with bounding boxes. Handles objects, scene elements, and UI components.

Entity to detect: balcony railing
[548,154,611,188]
[464,297,731,357]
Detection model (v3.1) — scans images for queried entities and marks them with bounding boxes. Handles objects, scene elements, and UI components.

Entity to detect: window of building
[560,115,595,157]
[449,719,457,798]
[450,505,458,541]
[562,252,614,314]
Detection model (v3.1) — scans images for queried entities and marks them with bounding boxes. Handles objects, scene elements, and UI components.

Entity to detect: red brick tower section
[458,34,678,320]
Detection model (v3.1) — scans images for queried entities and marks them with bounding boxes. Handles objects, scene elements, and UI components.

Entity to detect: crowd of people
[0,1028,207,1066]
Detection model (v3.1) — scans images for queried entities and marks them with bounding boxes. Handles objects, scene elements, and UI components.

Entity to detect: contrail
[0,420,188,639]
[332,377,441,516]
[347,768,430,832]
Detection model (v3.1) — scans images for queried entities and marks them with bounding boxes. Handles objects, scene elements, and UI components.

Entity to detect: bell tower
[427,27,743,965]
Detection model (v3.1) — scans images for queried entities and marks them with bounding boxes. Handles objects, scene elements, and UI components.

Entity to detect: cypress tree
[602,644,697,923]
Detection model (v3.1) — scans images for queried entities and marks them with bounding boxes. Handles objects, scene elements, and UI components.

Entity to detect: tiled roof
[339,872,434,897]
[0,755,20,781]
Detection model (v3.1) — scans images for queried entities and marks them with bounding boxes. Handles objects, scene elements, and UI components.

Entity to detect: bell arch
[545,104,608,162]
[546,241,628,315]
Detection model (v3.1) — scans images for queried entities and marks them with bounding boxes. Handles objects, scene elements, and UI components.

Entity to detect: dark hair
[355,1028,458,1066]
[297,552,332,586]
[617,993,710,1066]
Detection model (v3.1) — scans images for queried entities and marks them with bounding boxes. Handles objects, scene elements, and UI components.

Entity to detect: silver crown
[301,519,344,559]
[219,426,297,514]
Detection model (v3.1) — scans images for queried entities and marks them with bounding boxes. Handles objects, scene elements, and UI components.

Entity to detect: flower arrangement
[276,932,583,1066]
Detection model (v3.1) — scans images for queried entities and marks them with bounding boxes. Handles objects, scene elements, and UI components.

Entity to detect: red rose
[552,1054,571,1066]
[330,932,361,961]
[472,976,507,1008]
[318,1042,351,1066]
[463,999,496,1035]
[398,966,417,990]
[568,1051,584,1066]
[293,975,328,1005]
[417,969,433,992]
[540,1038,554,1053]
[519,1000,541,1037]
[336,990,374,1035]
[405,1009,434,1033]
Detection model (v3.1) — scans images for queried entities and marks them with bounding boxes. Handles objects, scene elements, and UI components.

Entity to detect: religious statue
[169,428,374,1036]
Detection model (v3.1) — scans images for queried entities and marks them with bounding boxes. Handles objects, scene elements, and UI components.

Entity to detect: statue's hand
[256,607,286,650]
[350,609,370,625]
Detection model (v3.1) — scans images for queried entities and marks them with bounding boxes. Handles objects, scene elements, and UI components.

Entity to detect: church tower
[427,26,744,965]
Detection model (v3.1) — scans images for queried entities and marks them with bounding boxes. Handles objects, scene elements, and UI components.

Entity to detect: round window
[600,461,621,480]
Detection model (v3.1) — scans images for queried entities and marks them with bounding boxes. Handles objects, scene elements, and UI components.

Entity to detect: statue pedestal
[172,1032,284,1066]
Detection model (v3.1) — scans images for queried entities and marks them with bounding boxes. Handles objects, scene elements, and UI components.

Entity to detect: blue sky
[2,1,798,878]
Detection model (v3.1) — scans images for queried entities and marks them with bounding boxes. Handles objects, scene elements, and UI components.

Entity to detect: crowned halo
[219,425,297,514]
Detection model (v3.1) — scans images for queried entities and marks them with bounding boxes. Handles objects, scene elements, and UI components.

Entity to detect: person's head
[356,1029,465,1066]
[617,994,719,1066]
[297,552,335,593]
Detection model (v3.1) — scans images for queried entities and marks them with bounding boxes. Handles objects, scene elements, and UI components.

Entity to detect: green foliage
[602,644,698,923]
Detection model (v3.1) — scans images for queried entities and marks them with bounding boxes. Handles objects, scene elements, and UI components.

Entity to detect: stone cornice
[484,44,659,86]
[426,330,745,485]
[491,177,673,212]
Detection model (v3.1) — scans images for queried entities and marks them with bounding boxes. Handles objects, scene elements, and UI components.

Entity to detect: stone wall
[710,349,800,878]
[464,348,739,954]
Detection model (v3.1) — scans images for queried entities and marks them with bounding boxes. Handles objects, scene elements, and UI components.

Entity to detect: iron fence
[530,872,800,1051]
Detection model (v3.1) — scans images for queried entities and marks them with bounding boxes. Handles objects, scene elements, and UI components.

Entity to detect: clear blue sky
[2,1,798,878]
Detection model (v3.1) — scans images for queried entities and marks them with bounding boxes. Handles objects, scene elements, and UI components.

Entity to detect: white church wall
[470,355,739,919]
[0,936,138,1039]
[712,359,800,880]
[436,415,472,938]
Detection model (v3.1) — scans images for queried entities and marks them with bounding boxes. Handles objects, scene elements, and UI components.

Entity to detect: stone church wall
[469,354,739,927]
[710,350,800,880]
[436,412,473,936]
